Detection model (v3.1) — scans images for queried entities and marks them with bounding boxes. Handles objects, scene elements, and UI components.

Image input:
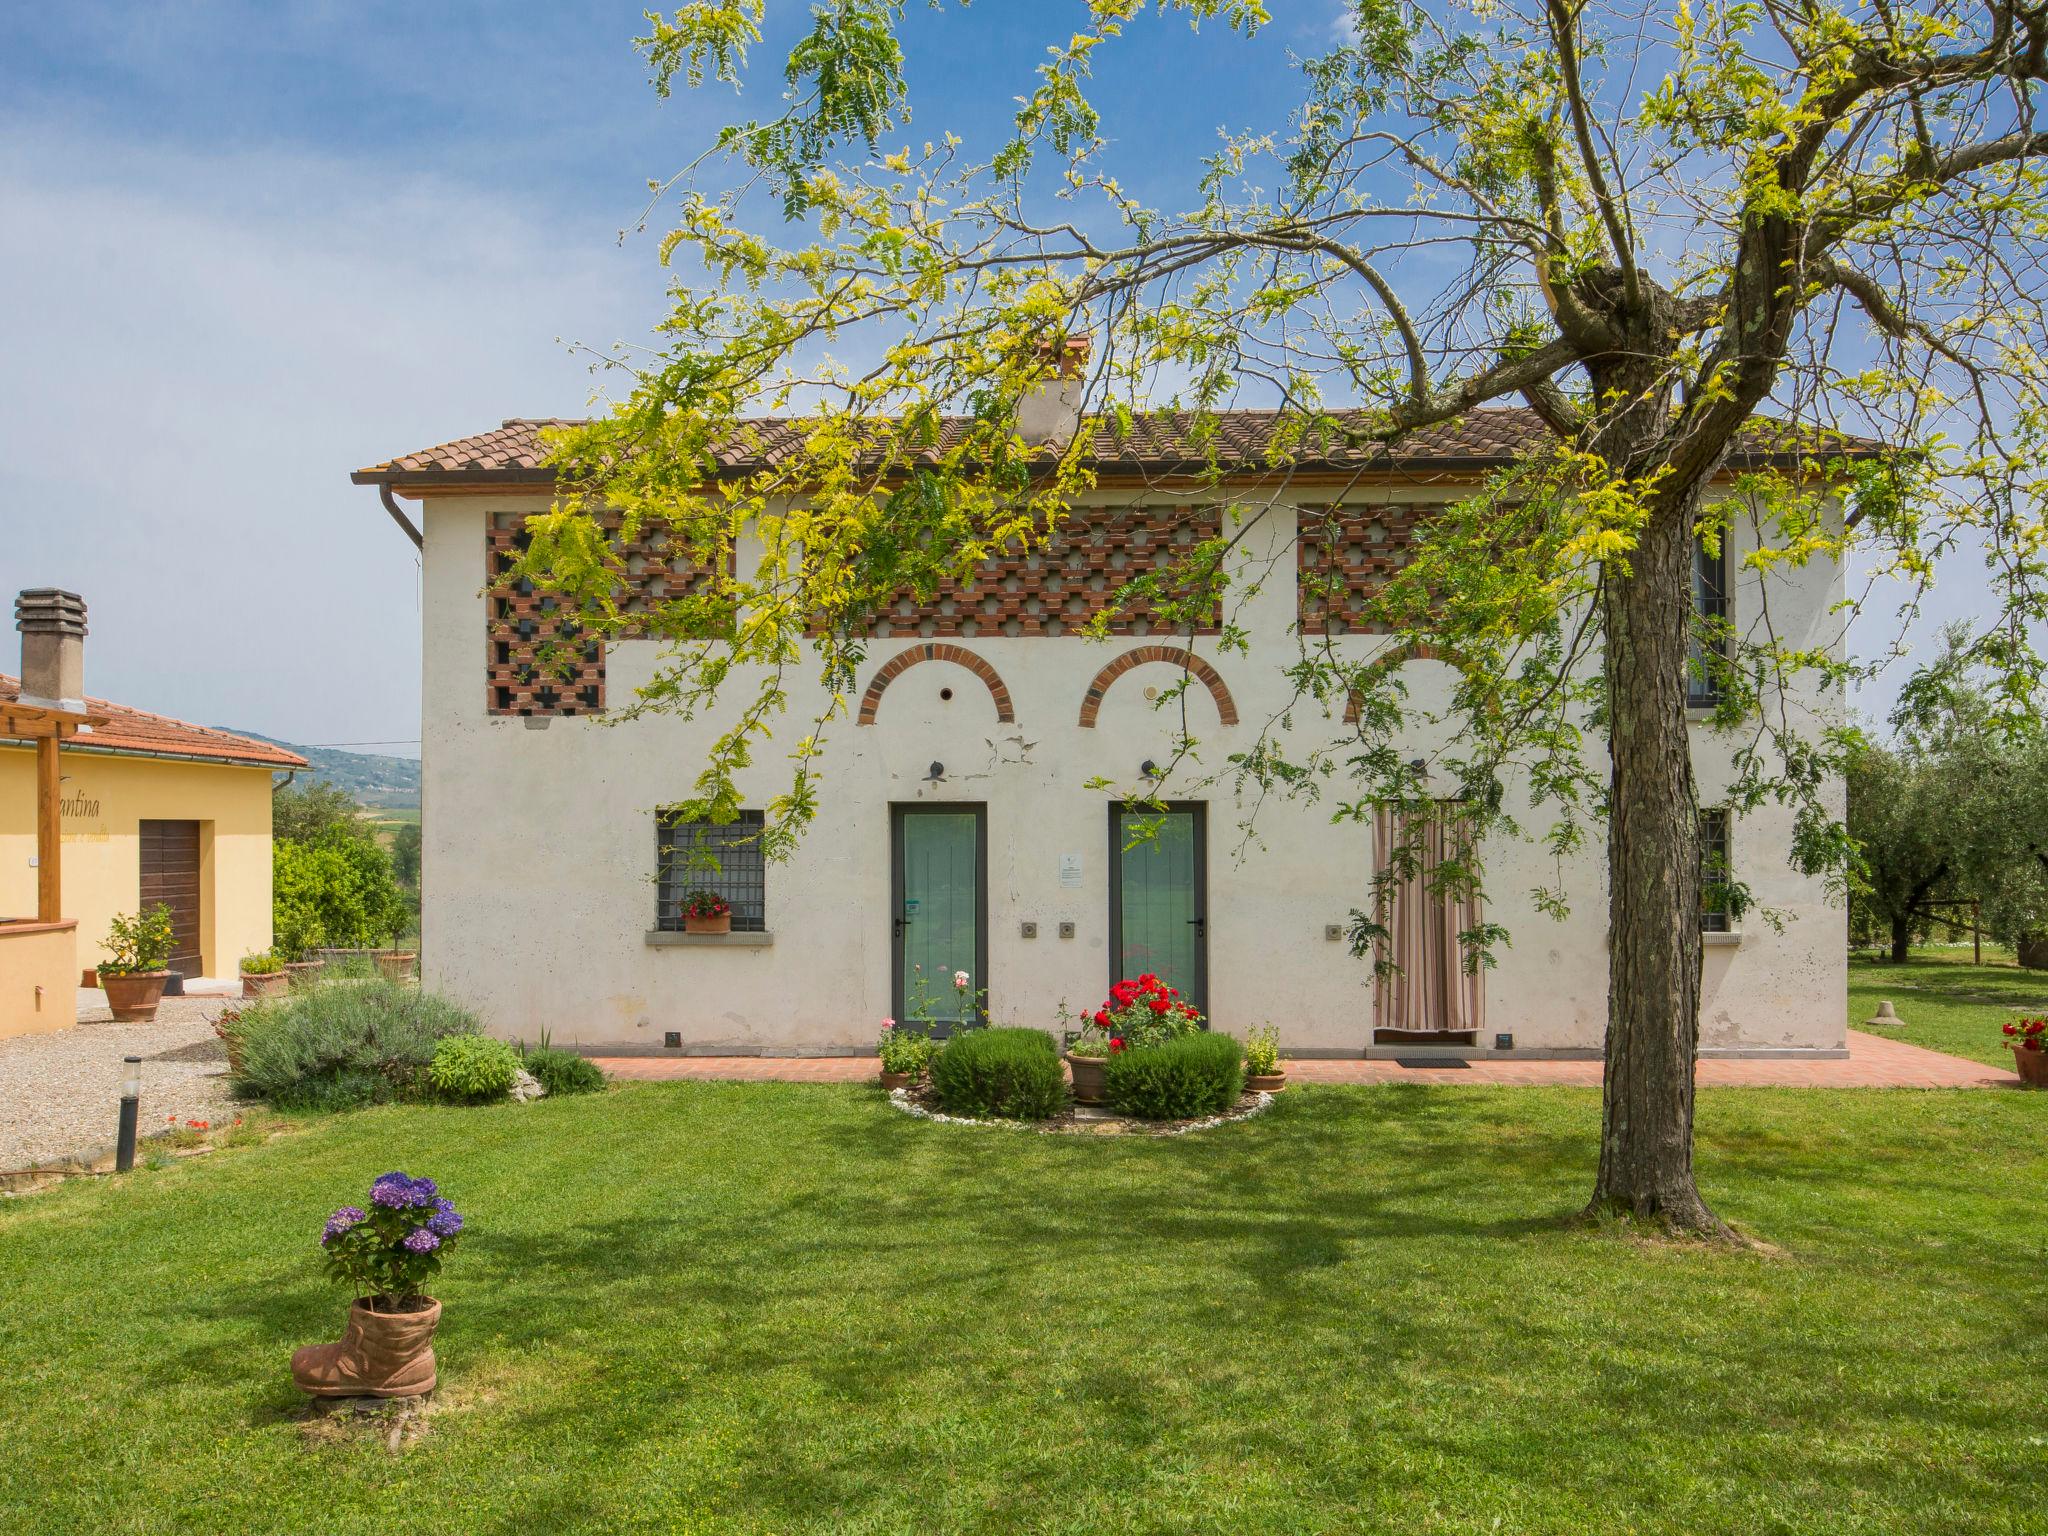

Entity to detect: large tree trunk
[1587,491,1730,1237]
[1889,914,1912,965]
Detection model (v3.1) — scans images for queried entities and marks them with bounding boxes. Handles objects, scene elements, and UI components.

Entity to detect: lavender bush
[319,1171,464,1310]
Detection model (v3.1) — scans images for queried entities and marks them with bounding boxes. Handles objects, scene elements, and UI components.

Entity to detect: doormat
[1391,1057,1473,1069]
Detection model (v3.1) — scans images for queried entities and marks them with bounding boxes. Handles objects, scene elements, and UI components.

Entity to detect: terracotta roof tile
[354,407,1887,485]
[0,676,307,769]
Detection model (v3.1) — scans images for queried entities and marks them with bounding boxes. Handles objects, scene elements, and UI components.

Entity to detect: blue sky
[0,1,1963,752]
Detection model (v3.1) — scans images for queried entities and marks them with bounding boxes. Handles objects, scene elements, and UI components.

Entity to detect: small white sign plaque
[1058,853,1083,888]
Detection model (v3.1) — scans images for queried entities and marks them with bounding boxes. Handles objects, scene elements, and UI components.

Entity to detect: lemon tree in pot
[293,1172,464,1399]
[97,904,176,1022]
[680,890,732,934]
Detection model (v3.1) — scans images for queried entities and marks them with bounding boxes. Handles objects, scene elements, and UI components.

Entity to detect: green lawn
[3,1084,2045,1534]
[1849,949,2048,1065]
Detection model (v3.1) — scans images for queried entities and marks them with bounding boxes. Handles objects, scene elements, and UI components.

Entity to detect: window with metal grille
[1699,808,1734,933]
[1689,535,1730,707]
[656,810,767,932]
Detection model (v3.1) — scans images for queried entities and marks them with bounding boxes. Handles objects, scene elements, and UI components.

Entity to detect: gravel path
[0,993,241,1173]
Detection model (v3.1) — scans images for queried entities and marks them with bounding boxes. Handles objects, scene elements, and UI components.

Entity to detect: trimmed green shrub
[231,981,480,1110]
[1105,1031,1245,1120]
[523,1046,607,1097]
[930,1027,1066,1120]
[428,1035,520,1104]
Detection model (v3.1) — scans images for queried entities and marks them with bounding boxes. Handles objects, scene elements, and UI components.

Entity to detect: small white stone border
[887,1087,1275,1136]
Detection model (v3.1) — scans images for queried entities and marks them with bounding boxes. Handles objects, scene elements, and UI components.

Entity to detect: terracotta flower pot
[100,970,171,1022]
[880,1069,912,1090]
[683,912,732,935]
[291,1297,441,1399]
[241,970,288,1000]
[284,959,324,986]
[376,952,418,981]
[1067,1052,1109,1105]
[2012,1043,2048,1088]
[1246,1070,1288,1093]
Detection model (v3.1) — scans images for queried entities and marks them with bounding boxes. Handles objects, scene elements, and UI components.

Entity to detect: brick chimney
[1016,334,1091,447]
[15,589,87,712]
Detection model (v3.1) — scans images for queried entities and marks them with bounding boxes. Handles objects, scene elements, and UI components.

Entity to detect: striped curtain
[1371,803,1486,1035]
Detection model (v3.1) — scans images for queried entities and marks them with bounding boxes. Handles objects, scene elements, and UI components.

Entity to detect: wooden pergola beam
[3,700,107,924]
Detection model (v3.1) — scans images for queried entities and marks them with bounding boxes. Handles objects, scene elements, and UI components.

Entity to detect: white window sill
[644,930,775,948]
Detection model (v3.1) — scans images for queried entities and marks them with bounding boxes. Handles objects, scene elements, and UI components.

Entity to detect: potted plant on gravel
[293,1171,464,1400]
[876,1017,937,1089]
[2003,1017,2048,1087]
[240,951,288,1000]
[1242,1024,1287,1092]
[97,904,177,1022]
[680,890,732,935]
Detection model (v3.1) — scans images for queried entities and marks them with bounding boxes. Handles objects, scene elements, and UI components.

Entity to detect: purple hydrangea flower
[402,1227,441,1254]
[425,1197,464,1237]
[320,1206,366,1246]
[370,1172,436,1209]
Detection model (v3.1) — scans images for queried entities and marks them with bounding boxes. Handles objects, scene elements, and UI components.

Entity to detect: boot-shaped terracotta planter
[292,1298,440,1398]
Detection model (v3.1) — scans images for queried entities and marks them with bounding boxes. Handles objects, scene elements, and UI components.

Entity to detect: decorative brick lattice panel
[485,513,720,717]
[857,644,1016,725]
[863,506,1222,639]
[1077,646,1238,728]
[1296,505,1430,634]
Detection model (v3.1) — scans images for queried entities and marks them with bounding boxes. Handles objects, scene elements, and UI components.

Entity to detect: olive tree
[519,0,2048,1235]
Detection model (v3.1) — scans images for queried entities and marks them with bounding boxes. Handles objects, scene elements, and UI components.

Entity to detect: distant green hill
[232,731,420,811]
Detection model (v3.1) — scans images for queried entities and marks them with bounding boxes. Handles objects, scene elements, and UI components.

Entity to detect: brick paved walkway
[593,1029,2017,1089]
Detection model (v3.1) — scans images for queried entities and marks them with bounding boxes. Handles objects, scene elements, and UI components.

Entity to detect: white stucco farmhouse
[354,405,1854,1060]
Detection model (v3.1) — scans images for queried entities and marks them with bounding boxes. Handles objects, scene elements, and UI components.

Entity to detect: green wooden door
[1110,804,1207,1010]
[892,806,987,1034]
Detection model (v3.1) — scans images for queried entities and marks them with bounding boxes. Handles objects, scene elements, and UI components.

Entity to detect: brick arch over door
[858,643,1016,725]
[1342,643,1458,723]
[1077,646,1239,729]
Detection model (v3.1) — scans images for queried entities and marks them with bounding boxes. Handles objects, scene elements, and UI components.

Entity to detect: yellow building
[2,669,303,1035]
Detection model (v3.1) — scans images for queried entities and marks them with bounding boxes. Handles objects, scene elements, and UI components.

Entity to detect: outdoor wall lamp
[925,761,946,783]
[116,1055,142,1173]
[1140,759,1160,779]
[1408,757,1429,777]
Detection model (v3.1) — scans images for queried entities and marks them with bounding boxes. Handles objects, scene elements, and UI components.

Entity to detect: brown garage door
[139,819,203,976]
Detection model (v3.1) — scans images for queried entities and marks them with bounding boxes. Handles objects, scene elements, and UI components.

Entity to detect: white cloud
[0,118,659,750]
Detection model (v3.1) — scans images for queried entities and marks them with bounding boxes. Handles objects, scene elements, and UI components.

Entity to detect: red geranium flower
[1109,1037,1125,1053]
[2004,1021,2019,1035]
[1094,1009,1111,1028]
[2028,1020,2046,1035]
[1148,997,1169,1013]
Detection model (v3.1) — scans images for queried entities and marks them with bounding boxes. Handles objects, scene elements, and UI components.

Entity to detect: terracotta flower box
[683,913,732,935]
[376,952,419,982]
